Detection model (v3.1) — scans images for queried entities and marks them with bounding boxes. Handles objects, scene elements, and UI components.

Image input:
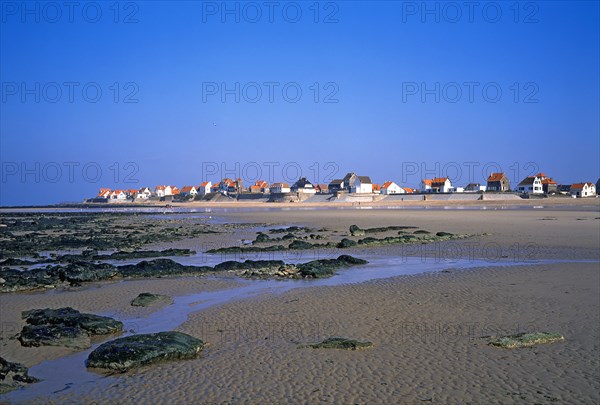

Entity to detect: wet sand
[1,201,599,404]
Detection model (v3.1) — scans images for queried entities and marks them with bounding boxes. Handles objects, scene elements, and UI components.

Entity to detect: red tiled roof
[404,187,415,193]
[541,178,557,184]
[199,181,210,187]
[382,181,394,188]
[181,186,195,193]
[571,183,593,189]
[487,173,506,181]
[422,179,432,186]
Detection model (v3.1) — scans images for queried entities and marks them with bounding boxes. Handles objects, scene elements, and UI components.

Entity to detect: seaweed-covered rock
[131,293,173,307]
[60,261,120,283]
[488,332,565,349]
[0,267,62,293]
[337,238,357,248]
[22,307,123,335]
[213,260,285,272]
[254,233,271,243]
[0,357,39,394]
[19,324,91,349]
[86,331,204,371]
[118,259,212,278]
[302,337,373,350]
[288,240,314,250]
[436,231,454,237]
[296,255,368,278]
[349,225,365,236]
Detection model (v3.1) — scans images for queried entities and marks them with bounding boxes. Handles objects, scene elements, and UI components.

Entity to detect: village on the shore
[90,172,599,203]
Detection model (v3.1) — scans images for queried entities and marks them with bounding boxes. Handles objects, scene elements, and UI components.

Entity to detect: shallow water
[4,256,595,402]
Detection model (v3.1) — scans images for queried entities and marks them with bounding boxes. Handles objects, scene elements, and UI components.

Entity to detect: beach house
[328,179,345,192]
[270,182,291,194]
[421,178,453,193]
[516,176,543,194]
[570,183,596,198]
[464,183,486,192]
[136,187,152,199]
[487,173,510,192]
[180,186,198,197]
[534,173,558,194]
[291,177,316,194]
[381,181,403,195]
[197,181,212,195]
[110,190,127,200]
[97,188,111,198]
[155,185,173,197]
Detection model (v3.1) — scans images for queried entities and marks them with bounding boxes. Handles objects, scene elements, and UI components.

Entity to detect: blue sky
[1,0,599,205]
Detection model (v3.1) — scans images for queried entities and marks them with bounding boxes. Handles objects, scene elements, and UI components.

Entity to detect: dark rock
[337,238,357,248]
[214,260,285,272]
[118,259,212,278]
[131,293,172,307]
[19,324,91,349]
[413,230,431,234]
[60,261,120,283]
[86,331,204,371]
[0,267,61,293]
[288,240,314,250]
[0,357,39,394]
[253,233,270,243]
[206,245,286,254]
[296,255,368,278]
[22,307,123,335]
[349,225,365,236]
[436,232,454,237]
[302,337,373,350]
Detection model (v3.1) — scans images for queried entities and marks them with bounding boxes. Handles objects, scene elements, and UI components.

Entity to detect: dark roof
[357,176,372,184]
[518,176,537,186]
[329,179,343,185]
[342,173,355,182]
[292,177,314,189]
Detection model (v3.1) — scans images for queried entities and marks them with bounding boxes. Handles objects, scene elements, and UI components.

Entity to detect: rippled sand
[1,201,599,404]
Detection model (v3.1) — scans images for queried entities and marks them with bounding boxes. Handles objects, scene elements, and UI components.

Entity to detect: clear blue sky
[1,1,599,205]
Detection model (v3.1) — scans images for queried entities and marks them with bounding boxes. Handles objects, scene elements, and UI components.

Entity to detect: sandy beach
[1,200,599,404]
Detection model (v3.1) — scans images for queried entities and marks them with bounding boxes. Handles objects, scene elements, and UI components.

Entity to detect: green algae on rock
[130,293,173,307]
[86,332,204,371]
[301,337,373,350]
[488,332,565,349]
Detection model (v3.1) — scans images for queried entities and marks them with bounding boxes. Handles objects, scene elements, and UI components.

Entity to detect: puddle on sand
[3,256,596,402]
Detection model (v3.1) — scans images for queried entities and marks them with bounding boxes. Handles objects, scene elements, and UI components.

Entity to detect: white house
[381,181,404,195]
[97,188,111,198]
[270,182,291,194]
[155,185,173,197]
[464,183,486,192]
[197,181,212,195]
[421,178,453,193]
[351,176,373,194]
[570,183,596,198]
[420,179,432,193]
[291,177,316,194]
[137,187,152,199]
[110,190,127,200]
[517,176,543,194]
[180,186,198,197]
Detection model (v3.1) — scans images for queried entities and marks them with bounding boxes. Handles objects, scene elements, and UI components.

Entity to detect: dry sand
[1,200,599,404]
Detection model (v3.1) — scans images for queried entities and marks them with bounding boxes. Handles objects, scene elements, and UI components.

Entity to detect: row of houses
[96,173,599,200]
